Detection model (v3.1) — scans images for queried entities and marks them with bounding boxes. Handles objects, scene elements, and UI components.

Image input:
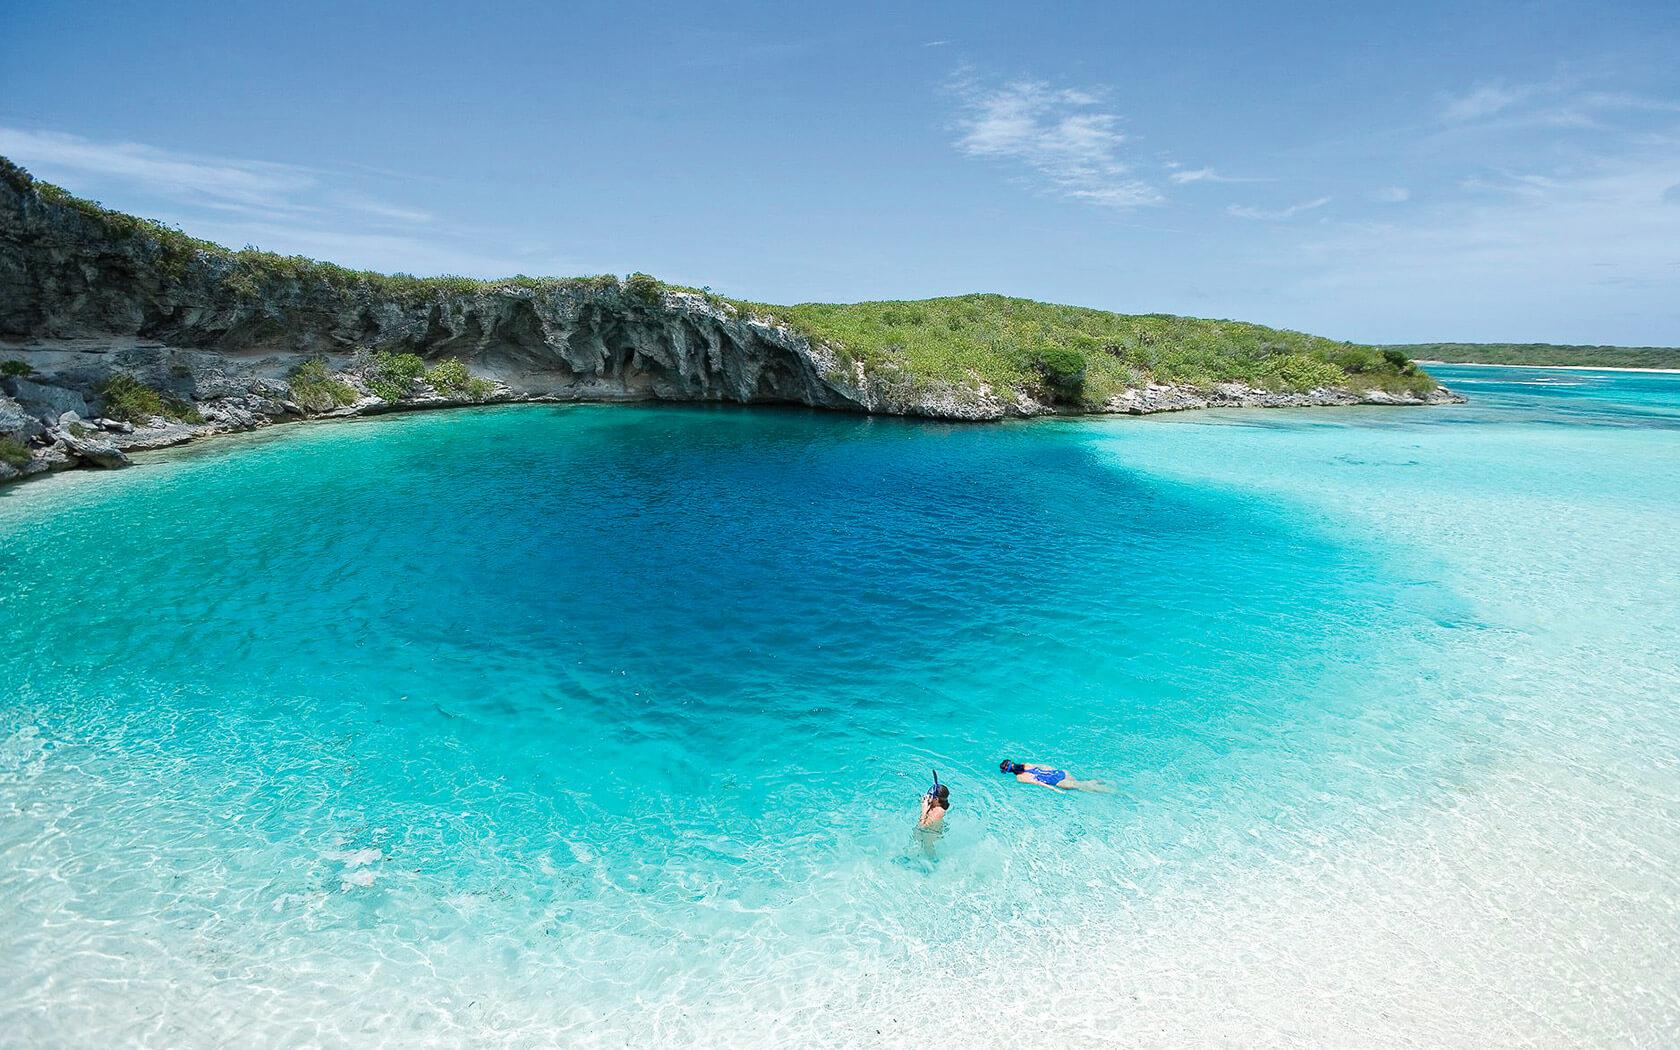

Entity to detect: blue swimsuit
[1030,768,1067,787]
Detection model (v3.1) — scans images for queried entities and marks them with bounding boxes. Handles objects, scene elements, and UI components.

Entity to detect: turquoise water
[1,364,1676,1046]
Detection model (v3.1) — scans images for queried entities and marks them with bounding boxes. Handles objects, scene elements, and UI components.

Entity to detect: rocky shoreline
[0,341,1461,487]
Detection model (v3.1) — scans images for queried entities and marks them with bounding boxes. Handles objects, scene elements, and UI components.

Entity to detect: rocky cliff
[0,157,1461,485]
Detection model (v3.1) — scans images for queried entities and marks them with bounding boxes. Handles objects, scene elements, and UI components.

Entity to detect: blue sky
[3,0,1677,344]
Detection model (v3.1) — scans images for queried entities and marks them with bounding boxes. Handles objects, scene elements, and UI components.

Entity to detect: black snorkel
[925,769,941,802]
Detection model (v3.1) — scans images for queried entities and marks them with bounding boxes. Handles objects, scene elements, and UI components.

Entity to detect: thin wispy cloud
[1168,166,1262,185]
[1372,186,1411,203]
[0,127,436,229]
[1227,196,1331,221]
[1459,171,1566,199]
[1441,81,1535,122]
[950,74,1162,210]
[1437,78,1680,134]
[1170,167,1220,184]
[1298,136,1680,334]
[330,193,434,225]
[923,40,950,47]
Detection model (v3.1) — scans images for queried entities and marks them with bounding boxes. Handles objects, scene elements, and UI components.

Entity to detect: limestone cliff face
[3,157,1027,483]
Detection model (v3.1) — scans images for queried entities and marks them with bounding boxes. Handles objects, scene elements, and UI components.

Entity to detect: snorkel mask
[925,769,941,801]
[999,759,1024,775]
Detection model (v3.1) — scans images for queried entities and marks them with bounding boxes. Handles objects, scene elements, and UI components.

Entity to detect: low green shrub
[425,358,495,399]
[1346,370,1438,397]
[1,359,34,378]
[101,374,164,422]
[0,437,30,467]
[1254,353,1344,391]
[1033,347,1088,401]
[101,374,202,424]
[424,357,469,392]
[288,358,357,411]
[367,351,428,401]
[625,272,664,305]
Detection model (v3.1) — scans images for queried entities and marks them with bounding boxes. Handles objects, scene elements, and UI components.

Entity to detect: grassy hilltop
[754,296,1437,403]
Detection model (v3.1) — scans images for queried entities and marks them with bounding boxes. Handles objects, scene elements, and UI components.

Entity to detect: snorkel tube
[925,769,941,802]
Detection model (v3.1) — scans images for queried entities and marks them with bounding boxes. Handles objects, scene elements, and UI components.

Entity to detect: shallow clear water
[1,364,1676,1047]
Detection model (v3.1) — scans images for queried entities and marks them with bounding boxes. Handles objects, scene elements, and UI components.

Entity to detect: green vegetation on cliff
[100,374,203,424]
[1388,343,1680,370]
[425,358,496,399]
[366,352,428,401]
[0,437,29,468]
[2,156,1435,403]
[287,359,358,411]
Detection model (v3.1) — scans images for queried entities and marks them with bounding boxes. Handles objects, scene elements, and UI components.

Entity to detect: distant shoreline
[1419,360,1680,375]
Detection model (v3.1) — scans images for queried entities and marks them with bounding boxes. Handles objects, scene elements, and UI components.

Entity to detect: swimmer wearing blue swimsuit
[998,759,1109,792]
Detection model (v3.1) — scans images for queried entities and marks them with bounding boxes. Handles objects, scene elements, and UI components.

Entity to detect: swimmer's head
[998,759,1024,775]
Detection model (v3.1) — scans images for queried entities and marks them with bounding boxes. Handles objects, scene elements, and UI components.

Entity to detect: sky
[2,0,1677,345]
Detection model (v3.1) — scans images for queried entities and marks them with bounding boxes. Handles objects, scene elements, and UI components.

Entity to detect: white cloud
[1372,186,1411,203]
[923,40,950,47]
[951,76,1162,210]
[1227,196,1331,221]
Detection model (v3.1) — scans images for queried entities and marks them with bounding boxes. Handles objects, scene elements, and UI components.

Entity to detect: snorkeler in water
[918,770,950,827]
[998,759,1110,792]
